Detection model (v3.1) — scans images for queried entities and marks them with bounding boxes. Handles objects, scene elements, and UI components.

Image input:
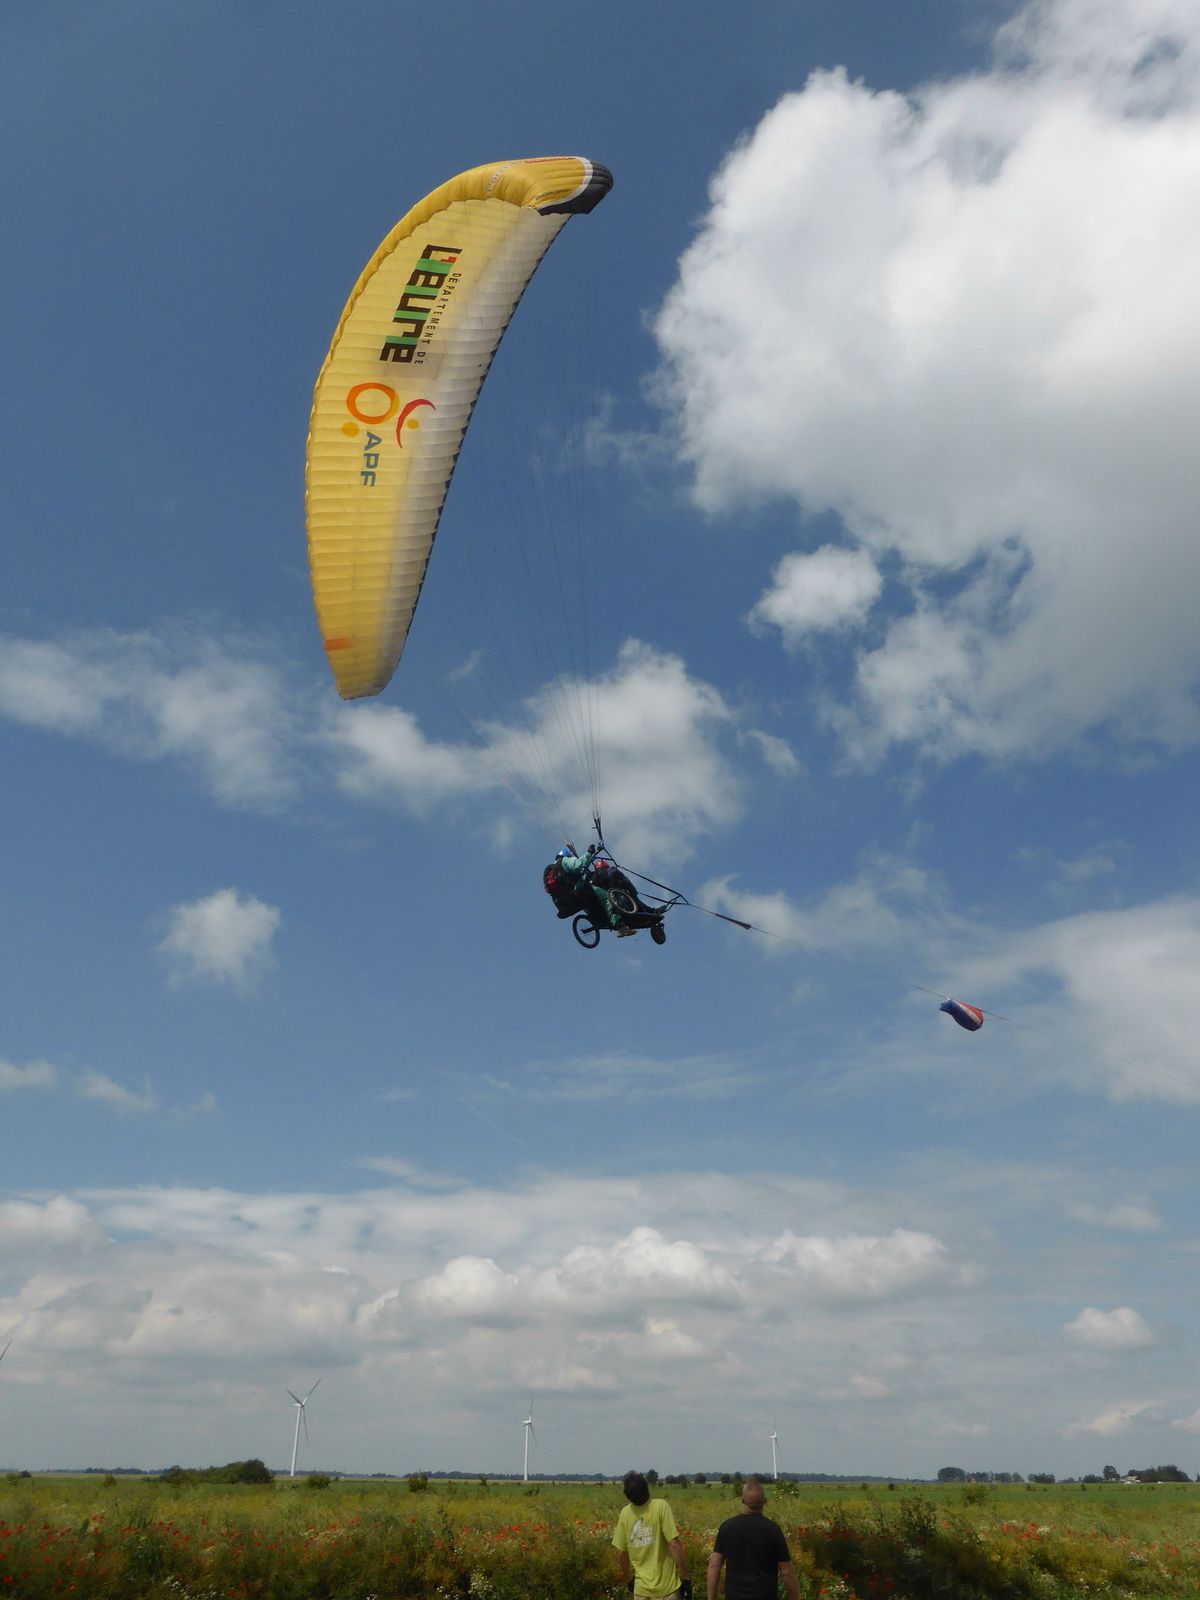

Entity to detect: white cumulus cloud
[653,0,1200,763]
[0,1165,1172,1473]
[546,1226,739,1310]
[330,640,741,863]
[413,1256,521,1322]
[0,1195,102,1249]
[749,546,883,643]
[158,887,281,990]
[760,1227,970,1302]
[984,896,1200,1102]
[1064,1305,1154,1350]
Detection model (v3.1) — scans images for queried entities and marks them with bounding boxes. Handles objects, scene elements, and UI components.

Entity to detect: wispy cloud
[513,1051,763,1103]
[355,1157,459,1191]
[741,729,802,777]
[74,1070,156,1115]
[1066,1399,1168,1437]
[1068,1202,1162,1233]
[4,1054,215,1120]
[0,627,302,809]
[0,1058,57,1092]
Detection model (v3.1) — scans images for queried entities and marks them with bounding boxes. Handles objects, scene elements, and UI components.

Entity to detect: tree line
[938,1464,1194,1484]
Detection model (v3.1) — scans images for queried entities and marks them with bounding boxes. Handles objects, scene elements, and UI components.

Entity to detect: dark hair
[623,1470,650,1505]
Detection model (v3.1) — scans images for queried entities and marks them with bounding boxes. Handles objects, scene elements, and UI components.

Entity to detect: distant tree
[1127,1464,1189,1483]
[719,1473,732,1485]
[304,1473,331,1489]
[182,1459,273,1486]
[936,1467,967,1483]
[693,1473,707,1485]
[407,1473,429,1493]
[1103,1465,1119,1481]
[646,1469,660,1486]
[1029,1473,1056,1484]
[477,1475,489,1487]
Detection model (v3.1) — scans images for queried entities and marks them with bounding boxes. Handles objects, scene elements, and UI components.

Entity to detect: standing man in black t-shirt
[707,1478,801,1600]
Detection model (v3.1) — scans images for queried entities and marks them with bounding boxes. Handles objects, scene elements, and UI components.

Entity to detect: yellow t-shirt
[612,1498,681,1598]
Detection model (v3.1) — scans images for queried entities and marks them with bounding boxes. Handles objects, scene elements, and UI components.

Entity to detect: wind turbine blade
[306,1378,322,1401]
[286,1389,303,1404]
[302,1405,310,1445]
[0,1341,11,1364]
[529,1423,537,1447]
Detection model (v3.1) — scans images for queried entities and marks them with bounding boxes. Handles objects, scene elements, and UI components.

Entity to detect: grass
[1,1475,1198,1598]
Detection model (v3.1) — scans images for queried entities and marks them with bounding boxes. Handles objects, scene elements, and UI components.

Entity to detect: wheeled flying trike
[543,847,683,950]
[569,884,670,949]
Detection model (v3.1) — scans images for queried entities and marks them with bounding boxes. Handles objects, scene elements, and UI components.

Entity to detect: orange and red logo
[342,384,436,485]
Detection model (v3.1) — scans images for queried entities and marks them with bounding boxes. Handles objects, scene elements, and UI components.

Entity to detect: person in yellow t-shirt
[612,1470,691,1600]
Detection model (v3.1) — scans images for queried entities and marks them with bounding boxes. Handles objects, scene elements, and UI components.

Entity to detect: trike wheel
[650,921,667,945]
[572,914,600,949]
[608,888,637,918]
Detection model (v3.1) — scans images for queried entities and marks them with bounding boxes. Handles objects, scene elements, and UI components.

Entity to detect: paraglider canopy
[940,999,984,1032]
[306,156,612,702]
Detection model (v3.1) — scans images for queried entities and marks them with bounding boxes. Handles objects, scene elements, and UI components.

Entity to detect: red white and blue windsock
[940,998,984,1032]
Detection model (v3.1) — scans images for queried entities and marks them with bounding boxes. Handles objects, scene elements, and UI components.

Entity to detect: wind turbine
[521,1398,536,1482]
[769,1424,779,1481]
[286,1379,321,1478]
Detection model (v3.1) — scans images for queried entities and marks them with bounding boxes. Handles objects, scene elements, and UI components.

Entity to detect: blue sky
[4,0,1200,1480]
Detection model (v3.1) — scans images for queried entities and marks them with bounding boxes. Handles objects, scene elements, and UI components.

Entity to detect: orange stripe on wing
[324,637,352,652]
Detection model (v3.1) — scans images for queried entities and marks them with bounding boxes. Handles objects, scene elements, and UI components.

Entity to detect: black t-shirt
[713,1512,791,1600]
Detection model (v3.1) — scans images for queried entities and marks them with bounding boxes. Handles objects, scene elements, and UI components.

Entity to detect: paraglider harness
[542,820,685,949]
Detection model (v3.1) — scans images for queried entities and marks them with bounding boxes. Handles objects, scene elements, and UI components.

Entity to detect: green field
[2,1475,1198,1598]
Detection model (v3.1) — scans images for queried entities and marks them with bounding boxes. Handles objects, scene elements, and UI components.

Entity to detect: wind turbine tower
[769,1425,779,1481]
[522,1399,537,1482]
[286,1379,321,1478]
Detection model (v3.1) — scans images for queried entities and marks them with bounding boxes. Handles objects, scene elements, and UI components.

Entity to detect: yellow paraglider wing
[305,156,612,700]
